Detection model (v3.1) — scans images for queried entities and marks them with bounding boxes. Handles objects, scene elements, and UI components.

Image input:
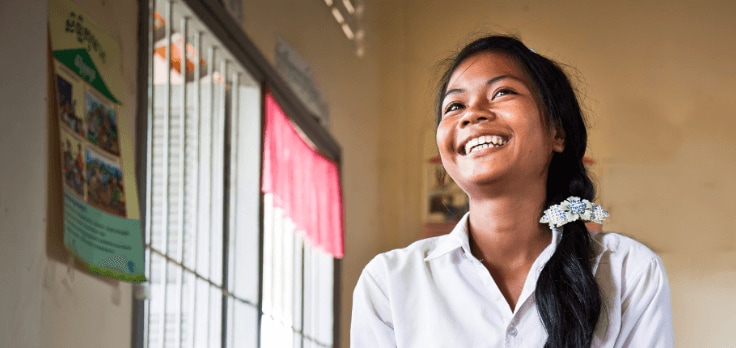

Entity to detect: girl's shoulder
[591,231,660,259]
[590,231,667,281]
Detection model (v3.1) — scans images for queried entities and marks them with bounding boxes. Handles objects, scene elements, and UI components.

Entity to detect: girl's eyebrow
[442,74,521,101]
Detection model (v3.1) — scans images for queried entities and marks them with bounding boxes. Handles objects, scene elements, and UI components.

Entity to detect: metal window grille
[139,0,337,347]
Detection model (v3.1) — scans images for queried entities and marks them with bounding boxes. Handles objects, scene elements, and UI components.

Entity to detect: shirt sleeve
[350,260,397,347]
[615,256,674,348]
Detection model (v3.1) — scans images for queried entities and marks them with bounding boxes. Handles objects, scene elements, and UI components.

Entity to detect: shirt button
[508,326,518,337]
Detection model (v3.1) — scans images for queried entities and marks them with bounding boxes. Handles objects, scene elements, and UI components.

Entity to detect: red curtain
[261,93,344,258]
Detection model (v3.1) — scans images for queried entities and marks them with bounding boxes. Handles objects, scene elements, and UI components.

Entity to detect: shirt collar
[424,213,470,261]
[423,212,565,262]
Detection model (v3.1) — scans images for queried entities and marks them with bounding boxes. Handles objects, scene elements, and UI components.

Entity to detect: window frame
[133,0,343,346]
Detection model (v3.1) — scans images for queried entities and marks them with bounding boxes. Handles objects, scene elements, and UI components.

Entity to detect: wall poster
[49,0,145,282]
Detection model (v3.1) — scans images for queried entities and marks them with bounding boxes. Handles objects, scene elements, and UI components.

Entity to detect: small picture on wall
[56,74,84,137]
[60,132,86,198]
[425,156,468,223]
[85,90,120,156]
[85,148,126,217]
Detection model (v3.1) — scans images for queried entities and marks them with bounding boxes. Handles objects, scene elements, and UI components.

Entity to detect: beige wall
[0,0,48,345]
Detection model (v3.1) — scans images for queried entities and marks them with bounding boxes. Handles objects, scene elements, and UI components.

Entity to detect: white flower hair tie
[539,196,609,229]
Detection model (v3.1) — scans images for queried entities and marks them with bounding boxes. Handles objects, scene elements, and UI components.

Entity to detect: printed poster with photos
[49,0,145,282]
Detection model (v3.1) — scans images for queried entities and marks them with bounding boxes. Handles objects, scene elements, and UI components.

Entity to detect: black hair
[436,35,601,347]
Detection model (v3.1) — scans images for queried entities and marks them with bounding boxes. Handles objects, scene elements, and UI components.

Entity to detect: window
[260,93,343,347]
[135,0,342,347]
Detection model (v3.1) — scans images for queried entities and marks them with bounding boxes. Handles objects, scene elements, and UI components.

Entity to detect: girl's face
[436,51,564,198]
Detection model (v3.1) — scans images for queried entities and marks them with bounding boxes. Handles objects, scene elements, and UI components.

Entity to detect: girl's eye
[493,89,516,99]
[444,103,464,114]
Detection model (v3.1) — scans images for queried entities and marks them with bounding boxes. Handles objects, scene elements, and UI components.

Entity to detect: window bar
[216,60,229,346]
[176,15,188,263]
[161,1,173,346]
[332,257,341,348]
[275,209,284,338]
[141,0,155,347]
[191,29,202,271]
[261,194,273,339]
[294,235,306,348]
[216,58,228,286]
[187,29,202,348]
[162,0,172,257]
[219,60,232,347]
[283,211,295,344]
[143,0,156,345]
[224,70,240,348]
[206,45,217,346]
[206,45,217,279]
[212,58,227,288]
[144,0,156,266]
[303,245,312,346]
[273,202,284,326]
[176,14,189,348]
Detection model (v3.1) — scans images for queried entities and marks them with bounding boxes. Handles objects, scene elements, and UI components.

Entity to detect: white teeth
[464,135,507,154]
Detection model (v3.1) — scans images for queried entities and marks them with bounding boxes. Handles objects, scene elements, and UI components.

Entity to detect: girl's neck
[467,194,551,266]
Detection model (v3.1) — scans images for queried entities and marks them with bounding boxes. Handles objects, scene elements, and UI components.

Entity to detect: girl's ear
[551,126,565,153]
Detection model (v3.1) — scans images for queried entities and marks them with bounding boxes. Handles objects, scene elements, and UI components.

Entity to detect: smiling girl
[351,35,673,347]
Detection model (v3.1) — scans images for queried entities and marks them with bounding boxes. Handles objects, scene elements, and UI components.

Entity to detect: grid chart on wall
[141,0,336,347]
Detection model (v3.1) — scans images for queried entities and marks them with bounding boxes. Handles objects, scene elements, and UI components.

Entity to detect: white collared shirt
[351,213,674,347]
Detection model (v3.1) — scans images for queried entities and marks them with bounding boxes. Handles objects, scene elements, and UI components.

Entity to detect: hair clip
[539,196,609,229]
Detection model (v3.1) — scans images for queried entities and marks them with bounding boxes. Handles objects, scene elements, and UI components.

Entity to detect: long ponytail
[533,42,601,347]
[537,149,600,347]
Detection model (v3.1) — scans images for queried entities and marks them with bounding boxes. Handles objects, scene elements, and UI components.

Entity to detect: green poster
[50,0,145,282]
